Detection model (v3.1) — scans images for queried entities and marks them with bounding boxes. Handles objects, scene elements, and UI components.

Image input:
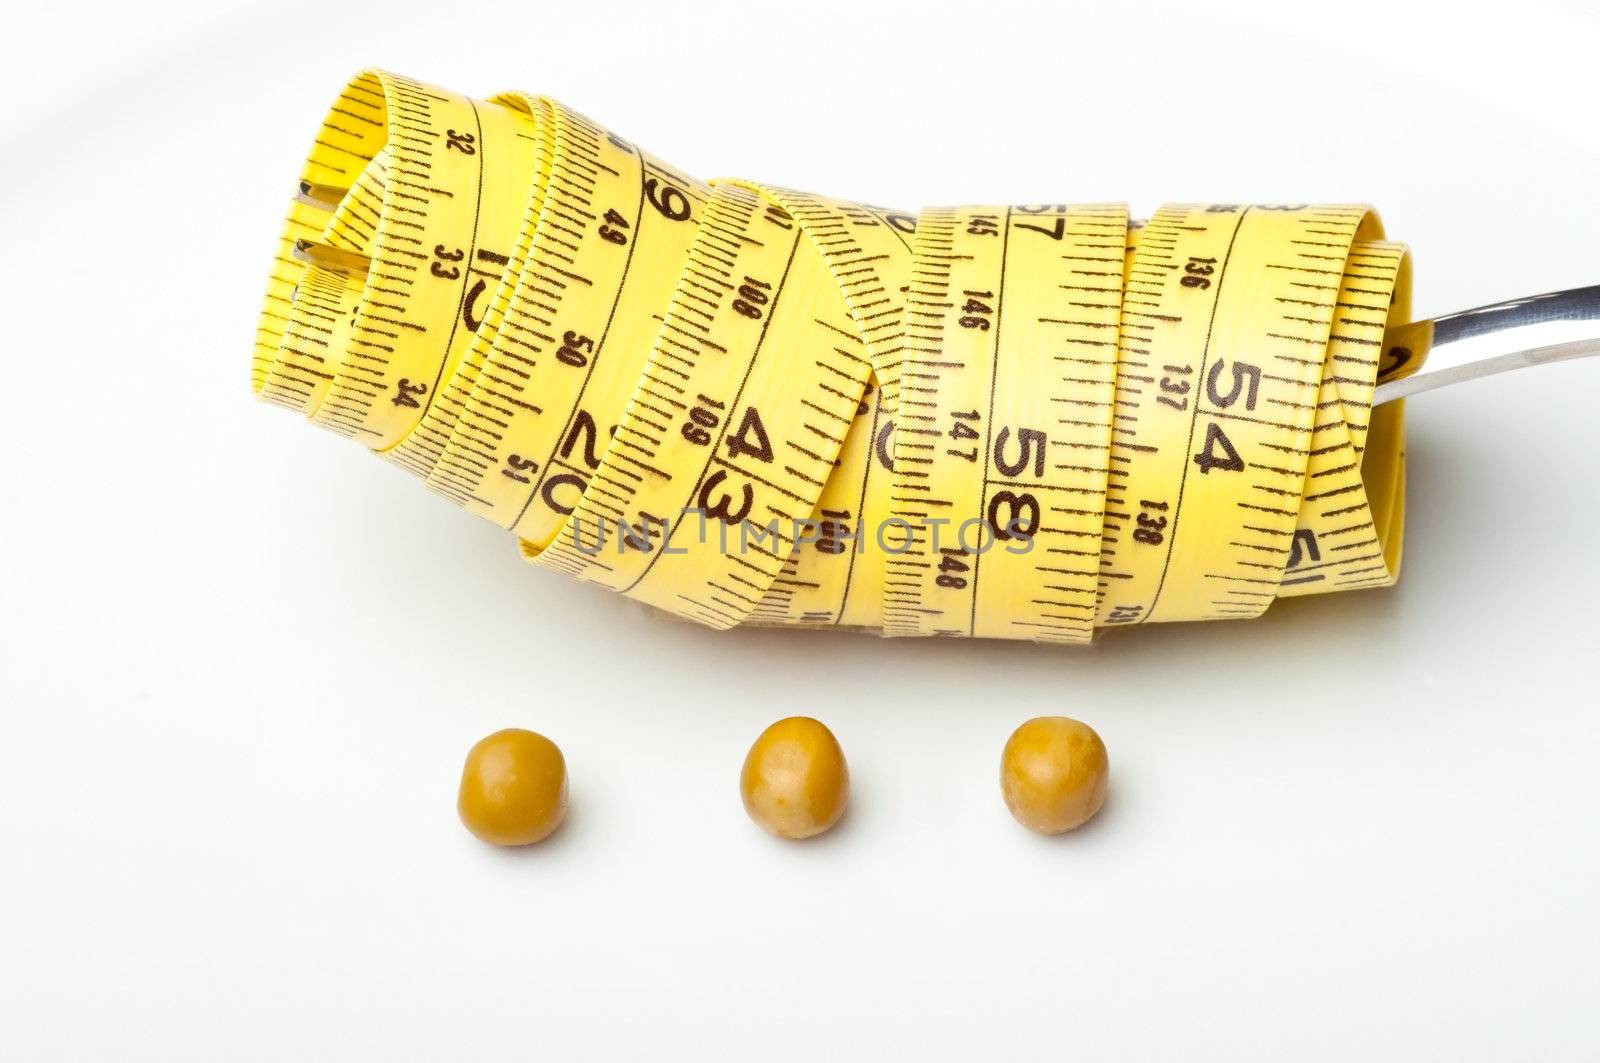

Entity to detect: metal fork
[1375,284,1600,404]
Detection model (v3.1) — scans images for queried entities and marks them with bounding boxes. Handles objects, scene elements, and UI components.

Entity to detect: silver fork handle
[1374,283,1600,405]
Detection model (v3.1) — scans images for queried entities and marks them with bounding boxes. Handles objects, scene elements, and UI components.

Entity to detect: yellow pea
[1000,716,1108,835]
[457,728,568,846]
[740,717,849,840]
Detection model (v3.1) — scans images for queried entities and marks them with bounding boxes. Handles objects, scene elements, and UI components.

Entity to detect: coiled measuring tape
[254,70,1420,643]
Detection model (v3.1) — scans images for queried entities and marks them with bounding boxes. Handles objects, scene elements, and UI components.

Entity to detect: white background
[3,1,1598,1058]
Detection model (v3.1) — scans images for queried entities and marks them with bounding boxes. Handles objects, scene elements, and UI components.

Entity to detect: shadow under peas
[468,796,583,861]
[745,795,860,849]
[1018,787,1117,845]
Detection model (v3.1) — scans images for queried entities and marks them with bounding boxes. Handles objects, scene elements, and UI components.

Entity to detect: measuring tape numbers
[253,70,1419,641]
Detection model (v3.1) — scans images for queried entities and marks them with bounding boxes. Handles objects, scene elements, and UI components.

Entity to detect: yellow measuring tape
[254,70,1417,643]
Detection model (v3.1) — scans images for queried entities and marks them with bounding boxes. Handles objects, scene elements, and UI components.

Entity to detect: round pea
[740,717,849,840]
[457,728,568,846]
[1000,716,1108,835]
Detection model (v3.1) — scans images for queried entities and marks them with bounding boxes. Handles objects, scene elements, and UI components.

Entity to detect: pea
[1000,716,1108,835]
[740,717,849,840]
[457,728,568,846]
